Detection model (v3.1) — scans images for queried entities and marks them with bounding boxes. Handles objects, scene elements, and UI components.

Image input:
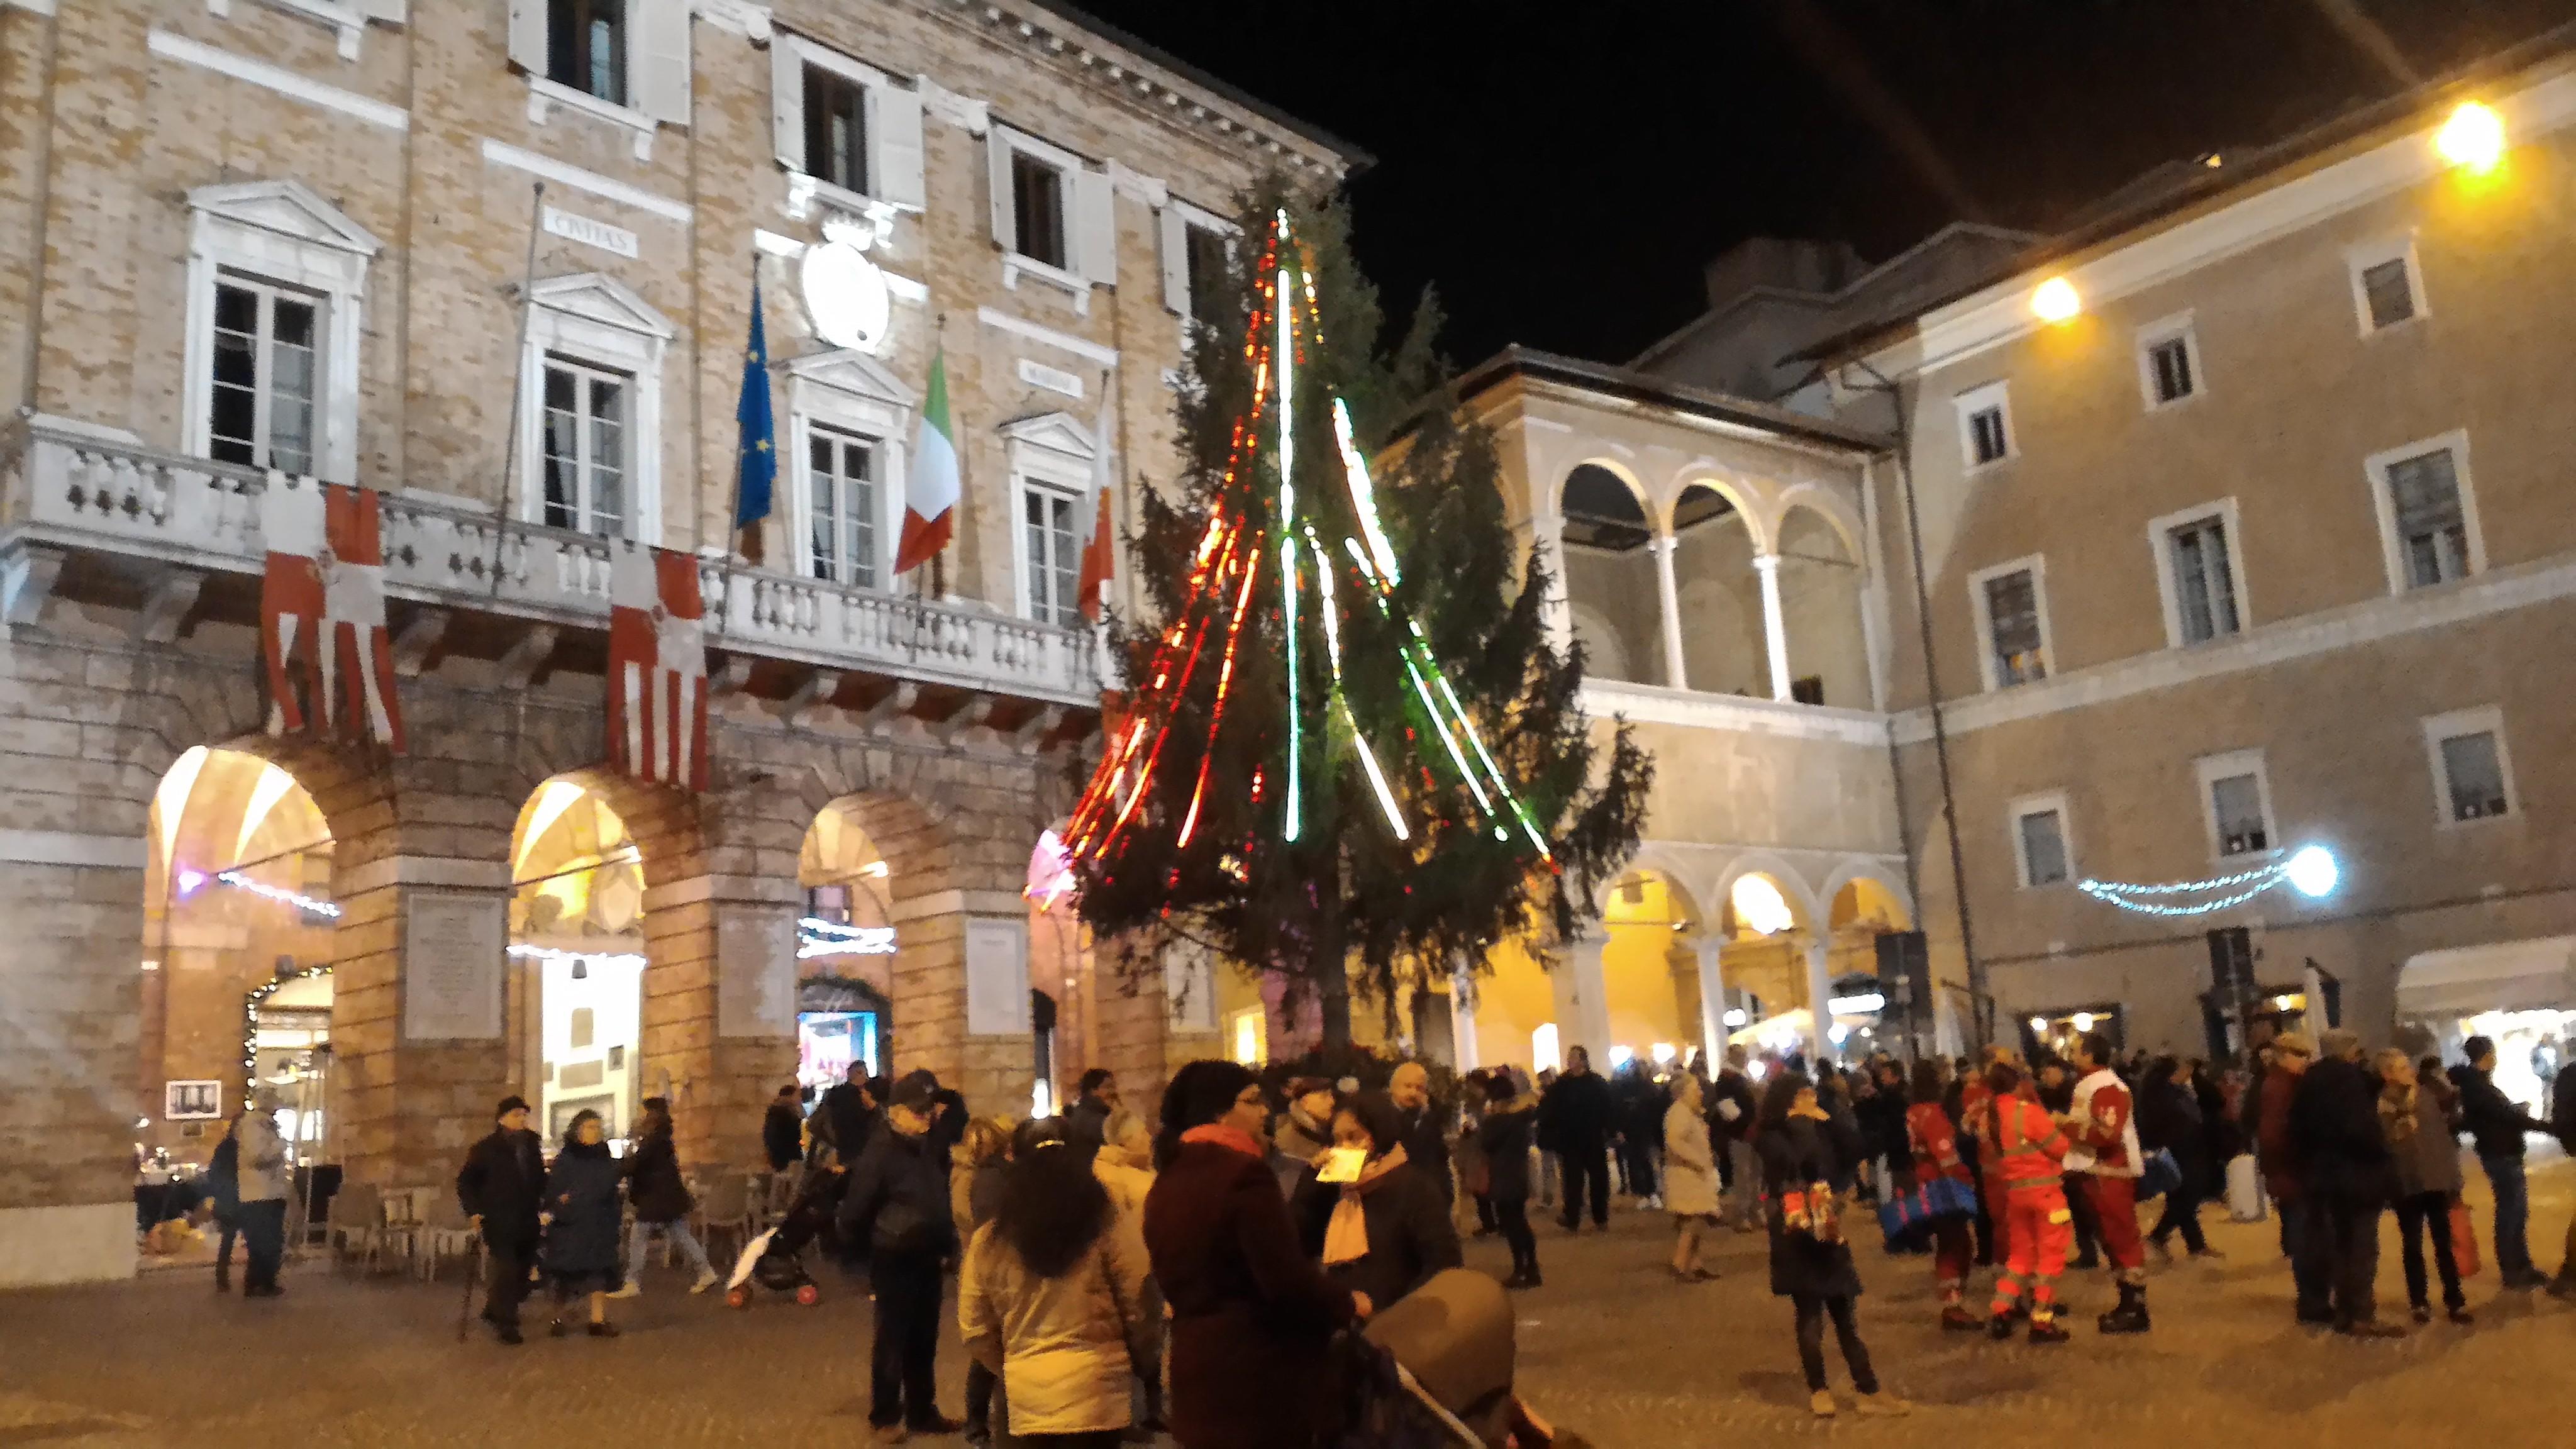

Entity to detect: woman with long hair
[1757,1072,1907,1419]
[951,1115,1014,1446]
[1292,1091,1463,1313]
[958,1117,1152,1448]
[1143,1060,1363,1449]
[540,1109,626,1337]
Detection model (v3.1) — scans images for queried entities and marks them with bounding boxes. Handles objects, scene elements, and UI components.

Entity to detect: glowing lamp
[1721,1008,1748,1028]
[2072,1012,2096,1033]
[2285,844,2340,899]
[1730,874,1796,936]
[2028,1015,2049,1033]
[2434,101,2506,173]
[1827,1024,1850,1045]
[2031,276,2082,324]
[174,868,207,897]
[1650,1042,1677,1065]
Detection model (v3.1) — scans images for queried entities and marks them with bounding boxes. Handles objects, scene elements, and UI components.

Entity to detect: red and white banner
[608,542,709,792]
[259,473,406,752]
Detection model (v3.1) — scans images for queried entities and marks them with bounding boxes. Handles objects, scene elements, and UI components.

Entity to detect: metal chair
[417,1191,479,1282]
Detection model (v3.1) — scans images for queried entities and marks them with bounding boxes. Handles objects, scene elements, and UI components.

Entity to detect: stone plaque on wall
[716,907,797,1038]
[402,889,505,1041]
[965,918,1031,1036]
[1165,947,1216,1032]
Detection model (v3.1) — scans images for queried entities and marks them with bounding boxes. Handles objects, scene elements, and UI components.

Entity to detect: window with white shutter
[770,33,926,214]
[989,126,1109,294]
[1160,200,1236,324]
[2366,433,2481,596]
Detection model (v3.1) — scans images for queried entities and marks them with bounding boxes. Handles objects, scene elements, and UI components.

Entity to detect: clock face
[801,238,891,353]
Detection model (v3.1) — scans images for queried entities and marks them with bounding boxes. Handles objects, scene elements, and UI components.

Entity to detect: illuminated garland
[240,962,332,1095]
[216,870,341,919]
[2078,844,2340,917]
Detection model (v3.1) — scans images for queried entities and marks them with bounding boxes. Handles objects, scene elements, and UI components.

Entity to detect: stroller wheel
[726,1286,752,1310]
[794,1283,821,1306]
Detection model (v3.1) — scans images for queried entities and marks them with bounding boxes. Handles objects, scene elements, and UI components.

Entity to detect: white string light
[214,870,341,919]
[2078,844,2340,917]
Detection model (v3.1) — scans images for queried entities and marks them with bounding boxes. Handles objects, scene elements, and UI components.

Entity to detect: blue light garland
[2078,844,2340,916]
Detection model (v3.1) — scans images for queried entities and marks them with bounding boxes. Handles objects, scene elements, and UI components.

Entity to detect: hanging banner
[259,472,406,752]
[607,541,711,791]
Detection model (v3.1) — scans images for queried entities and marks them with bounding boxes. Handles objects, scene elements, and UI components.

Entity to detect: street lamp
[2435,101,2506,173]
[2031,276,2082,324]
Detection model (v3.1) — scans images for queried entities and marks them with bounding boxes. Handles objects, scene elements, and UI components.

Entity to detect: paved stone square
[4,1162,2570,1448]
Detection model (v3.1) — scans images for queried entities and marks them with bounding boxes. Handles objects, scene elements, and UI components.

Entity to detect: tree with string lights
[1062,187,1650,1050]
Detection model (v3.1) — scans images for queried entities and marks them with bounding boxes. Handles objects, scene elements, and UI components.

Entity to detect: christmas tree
[1065,191,1650,1049]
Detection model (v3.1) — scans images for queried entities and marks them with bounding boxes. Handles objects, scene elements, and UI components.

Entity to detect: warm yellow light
[2031,276,2082,323]
[1730,874,1796,936]
[2434,101,2506,172]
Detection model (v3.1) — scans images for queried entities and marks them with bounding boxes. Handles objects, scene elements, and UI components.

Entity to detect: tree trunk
[1316,852,1353,1052]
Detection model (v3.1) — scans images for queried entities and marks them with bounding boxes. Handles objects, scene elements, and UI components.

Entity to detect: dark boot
[2027,1313,2072,1344]
[2097,1282,2151,1335]
[1987,1311,2017,1341]
[1941,1304,1981,1331]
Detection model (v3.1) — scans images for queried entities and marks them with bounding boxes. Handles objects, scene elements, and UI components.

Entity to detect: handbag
[1875,1174,1977,1244]
[2137,1148,2182,1202]
[2449,1199,2482,1280]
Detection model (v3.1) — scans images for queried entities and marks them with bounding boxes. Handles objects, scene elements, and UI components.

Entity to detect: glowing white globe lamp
[2285,845,2340,899]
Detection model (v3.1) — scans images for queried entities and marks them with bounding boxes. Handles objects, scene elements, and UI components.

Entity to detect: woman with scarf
[1758,1072,1909,1420]
[1292,1091,1463,1313]
[1143,1061,1364,1449]
[540,1109,628,1337]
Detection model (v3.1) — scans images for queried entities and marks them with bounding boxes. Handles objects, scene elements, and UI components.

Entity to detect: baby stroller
[1339,1269,1590,1449]
[723,1163,841,1309]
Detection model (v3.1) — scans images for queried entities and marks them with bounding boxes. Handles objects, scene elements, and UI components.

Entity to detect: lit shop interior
[509,778,650,1146]
[2396,935,2576,1110]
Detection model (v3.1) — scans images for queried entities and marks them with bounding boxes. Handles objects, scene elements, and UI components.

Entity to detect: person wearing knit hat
[457,1094,544,1343]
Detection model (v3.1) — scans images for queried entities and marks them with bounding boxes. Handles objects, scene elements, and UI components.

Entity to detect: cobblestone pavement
[4,1161,2570,1448]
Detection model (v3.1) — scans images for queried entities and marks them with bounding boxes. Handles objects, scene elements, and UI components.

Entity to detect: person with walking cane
[457,1096,545,1345]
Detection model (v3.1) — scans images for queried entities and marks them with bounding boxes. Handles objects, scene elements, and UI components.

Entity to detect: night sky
[1073,0,2576,365]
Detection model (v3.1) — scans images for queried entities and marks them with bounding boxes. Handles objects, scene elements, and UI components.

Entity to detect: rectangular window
[540,357,630,538]
[2438,731,2509,822]
[1967,406,2009,466]
[1184,221,1230,325]
[1982,568,2046,687]
[1011,152,1069,271]
[2018,808,2070,887]
[802,64,867,196]
[2146,335,2195,404]
[805,428,879,590]
[208,278,320,476]
[2209,773,2269,857]
[547,0,627,106]
[1022,484,1080,626]
[2167,516,2240,643]
[2384,448,2470,589]
[2360,257,2416,330]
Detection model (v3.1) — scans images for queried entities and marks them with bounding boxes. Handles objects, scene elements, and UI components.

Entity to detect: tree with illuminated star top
[1063,187,1650,1051]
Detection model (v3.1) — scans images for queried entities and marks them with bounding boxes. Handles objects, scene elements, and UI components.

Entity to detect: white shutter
[1158,206,1189,316]
[872,84,927,211]
[987,131,1016,252]
[1074,165,1117,287]
[505,0,546,75]
[630,0,693,126]
[770,31,804,170]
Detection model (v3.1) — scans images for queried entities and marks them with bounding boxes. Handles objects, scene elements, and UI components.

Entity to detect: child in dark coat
[541,1109,628,1337]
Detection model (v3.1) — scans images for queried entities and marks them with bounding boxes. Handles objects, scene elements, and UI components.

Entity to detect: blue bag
[1876,1173,1977,1245]
[2137,1148,2182,1201]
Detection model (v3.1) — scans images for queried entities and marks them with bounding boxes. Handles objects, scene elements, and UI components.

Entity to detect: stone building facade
[1829,36,2576,1067]
[0,0,1345,1287]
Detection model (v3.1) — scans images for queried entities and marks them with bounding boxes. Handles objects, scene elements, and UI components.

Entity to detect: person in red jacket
[1960,1045,2016,1271]
[2065,1032,2151,1334]
[1979,1061,2074,1343]
[1906,1060,1980,1330]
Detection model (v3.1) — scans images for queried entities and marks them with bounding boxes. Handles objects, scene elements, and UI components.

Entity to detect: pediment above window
[528,272,676,340]
[996,409,1098,464]
[784,349,916,411]
[186,179,382,257]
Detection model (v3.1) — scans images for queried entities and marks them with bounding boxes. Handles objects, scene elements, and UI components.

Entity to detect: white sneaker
[690,1269,719,1294]
[608,1281,642,1299]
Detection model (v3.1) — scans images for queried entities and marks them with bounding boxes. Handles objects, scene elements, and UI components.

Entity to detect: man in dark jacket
[836,1070,961,1440]
[2287,1030,2402,1335]
[2254,1033,2327,1318]
[1065,1067,1120,1163]
[1543,1046,1616,1231]
[762,1082,804,1172]
[815,1063,879,1169]
[457,1096,545,1344]
[1709,1046,1760,1230]
[2454,1036,2553,1288]
[2553,1062,2576,1297]
[1388,1062,1455,1206]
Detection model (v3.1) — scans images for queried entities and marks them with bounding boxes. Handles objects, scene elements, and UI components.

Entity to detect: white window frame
[2009,791,2075,890]
[2420,705,2518,829]
[205,0,404,62]
[2194,748,2279,863]
[769,29,927,222]
[516,273,672,543]
[2145,498,2250,649]
[2346,233,2428,336]
[987,125,1115,308]
[205,275,328,478]
[1000,412,1101,628]
[782,349,914,591]
[1967,554,2053,693]
[536,355,635,539]
[2135,311,2204,411]
[2362,429,2484,597]
[1953,380,2014,472]
[507,0,690,159]
[181,180,378,484]
[1160,197,1237,323]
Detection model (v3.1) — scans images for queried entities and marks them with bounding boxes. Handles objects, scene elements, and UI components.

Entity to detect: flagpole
[722,254,755,623]
[487,181,546,599]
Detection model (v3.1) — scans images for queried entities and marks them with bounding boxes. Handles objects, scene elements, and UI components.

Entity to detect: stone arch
[1772,500,1871,709]
[1594,864,1707,1071]
[1665,475,1767,695]
[1819,860,1914,928]
[1662,470,1769,551]
[1553,460,1665,686]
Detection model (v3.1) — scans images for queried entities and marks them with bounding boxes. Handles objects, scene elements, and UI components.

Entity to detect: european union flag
[734,271,776,564]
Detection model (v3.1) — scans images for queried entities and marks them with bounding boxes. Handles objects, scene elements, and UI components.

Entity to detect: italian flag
[896,347,959,576]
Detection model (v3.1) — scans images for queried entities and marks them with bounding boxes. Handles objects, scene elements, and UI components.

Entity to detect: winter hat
[495,1095,530,1119]
[2318,1028,2363,1062]
[889,1069,941,1112]
[2271,1031,2316,1059]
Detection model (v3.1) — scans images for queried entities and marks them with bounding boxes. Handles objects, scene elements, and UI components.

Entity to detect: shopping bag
[2224,1153,2265,1223]
[2137,1148,2182,1202]
[2449,1199,2482,1280]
